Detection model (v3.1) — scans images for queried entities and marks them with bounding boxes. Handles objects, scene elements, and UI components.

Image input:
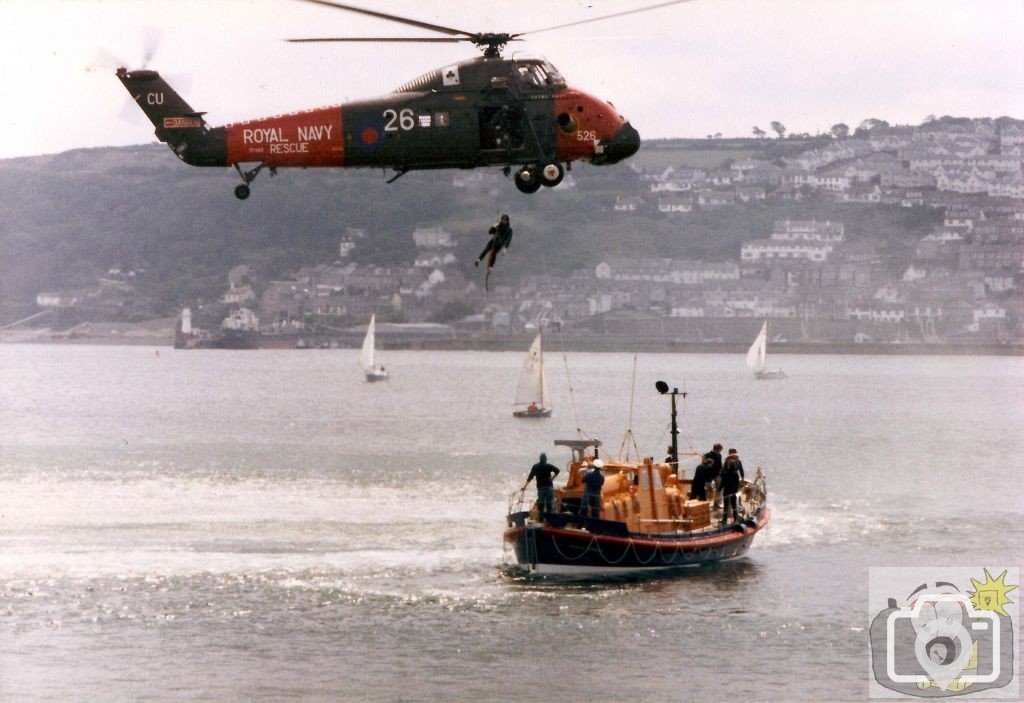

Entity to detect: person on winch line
[475,213,513,289]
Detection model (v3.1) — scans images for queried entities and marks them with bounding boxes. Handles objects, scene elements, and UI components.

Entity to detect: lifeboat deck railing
[507,487,529,520]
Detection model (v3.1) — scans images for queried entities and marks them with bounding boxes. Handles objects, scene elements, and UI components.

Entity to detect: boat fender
[743,518,757,529]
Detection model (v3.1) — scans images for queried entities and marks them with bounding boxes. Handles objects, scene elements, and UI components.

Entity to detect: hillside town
[24,119,1024,348]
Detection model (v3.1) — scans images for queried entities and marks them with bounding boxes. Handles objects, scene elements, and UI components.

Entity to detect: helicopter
[116,0,688,199]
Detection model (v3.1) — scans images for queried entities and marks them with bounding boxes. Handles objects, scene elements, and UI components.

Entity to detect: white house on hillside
[772,220,845,242]
[742,239,833,263]
[412,226,456,248]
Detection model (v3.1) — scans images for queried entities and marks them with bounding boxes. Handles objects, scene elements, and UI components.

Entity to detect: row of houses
[633,121,1024,213]
[520,264,1019,340]
[244,209,1023,342]
[582,212,1021,337]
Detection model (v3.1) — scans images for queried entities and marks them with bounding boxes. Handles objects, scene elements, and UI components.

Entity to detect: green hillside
[0,139,933,323]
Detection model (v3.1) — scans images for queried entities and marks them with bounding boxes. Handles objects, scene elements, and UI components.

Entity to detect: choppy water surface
[1,345,1021,701]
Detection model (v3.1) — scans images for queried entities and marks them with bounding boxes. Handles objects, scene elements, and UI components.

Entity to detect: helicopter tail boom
[116,67,226,166]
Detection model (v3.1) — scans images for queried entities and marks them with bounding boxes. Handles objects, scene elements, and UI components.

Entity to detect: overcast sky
[2,0,1022,160]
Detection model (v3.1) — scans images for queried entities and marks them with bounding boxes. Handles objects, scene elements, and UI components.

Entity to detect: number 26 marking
[383,108,415,131]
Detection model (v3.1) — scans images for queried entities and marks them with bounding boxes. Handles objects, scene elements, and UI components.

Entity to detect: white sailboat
[746,321,787,380]
[512,332,552,418]
[361,314,388,382]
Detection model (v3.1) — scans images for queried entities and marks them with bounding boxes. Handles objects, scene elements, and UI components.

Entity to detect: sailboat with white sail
[746,321,786,380]
[361,314,388,382]
[512,332,552,418]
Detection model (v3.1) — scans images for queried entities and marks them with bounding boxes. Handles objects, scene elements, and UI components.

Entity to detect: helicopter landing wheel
[539,162,564,187]
[514,167,541,194]
[234,184,251,200]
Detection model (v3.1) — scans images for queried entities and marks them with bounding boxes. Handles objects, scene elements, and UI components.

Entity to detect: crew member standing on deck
[581,459,605,519]
[523,452,560,515]
[704,443,724,505]
[704,443,723,482]
[690,455,713,501]
[720,448,745,524]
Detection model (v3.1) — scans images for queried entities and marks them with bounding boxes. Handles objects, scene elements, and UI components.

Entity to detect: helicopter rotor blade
[88,47,130,73]
[287,37,465,44]
[293,0,474,39]
[516,0,697,38]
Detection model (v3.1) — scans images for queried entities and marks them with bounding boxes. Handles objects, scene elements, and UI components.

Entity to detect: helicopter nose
[601,121,640,163]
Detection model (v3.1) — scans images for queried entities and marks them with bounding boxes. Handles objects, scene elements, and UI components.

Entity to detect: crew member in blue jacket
[581,458,605,519]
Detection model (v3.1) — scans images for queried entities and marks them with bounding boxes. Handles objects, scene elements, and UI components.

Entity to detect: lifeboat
[503,382,770,577]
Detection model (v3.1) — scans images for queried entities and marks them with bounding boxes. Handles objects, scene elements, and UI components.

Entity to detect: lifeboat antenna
[655,380,686,471]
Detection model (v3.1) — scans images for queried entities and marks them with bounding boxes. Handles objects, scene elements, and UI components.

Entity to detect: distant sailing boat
[512,332,552,418]
[746,321,787,380]
[361,314,388,382]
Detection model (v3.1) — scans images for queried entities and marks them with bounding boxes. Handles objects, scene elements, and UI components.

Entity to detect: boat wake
[753,496,885,549]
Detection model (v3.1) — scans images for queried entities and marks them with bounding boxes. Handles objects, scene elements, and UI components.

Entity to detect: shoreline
[2,332,1021,356]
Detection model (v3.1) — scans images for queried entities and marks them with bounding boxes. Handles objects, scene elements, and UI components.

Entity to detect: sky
[1,0,1023,160]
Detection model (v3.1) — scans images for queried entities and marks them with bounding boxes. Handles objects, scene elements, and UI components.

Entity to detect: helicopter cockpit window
[513,63,551,92]
[540,61,566,89]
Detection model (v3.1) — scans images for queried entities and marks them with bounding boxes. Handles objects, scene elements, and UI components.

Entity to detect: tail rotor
[90,27,192,125]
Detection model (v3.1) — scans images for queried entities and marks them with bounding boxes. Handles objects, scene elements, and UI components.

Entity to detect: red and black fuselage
[116,55,640,195]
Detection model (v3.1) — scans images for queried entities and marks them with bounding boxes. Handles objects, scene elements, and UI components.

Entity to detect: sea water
[1,345,1021,701]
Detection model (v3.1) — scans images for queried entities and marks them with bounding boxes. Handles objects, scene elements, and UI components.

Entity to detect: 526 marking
[576,129,597,141]
[383,108,415,132]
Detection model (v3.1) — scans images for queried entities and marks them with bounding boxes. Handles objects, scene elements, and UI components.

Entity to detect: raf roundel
[360,126,380,147]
